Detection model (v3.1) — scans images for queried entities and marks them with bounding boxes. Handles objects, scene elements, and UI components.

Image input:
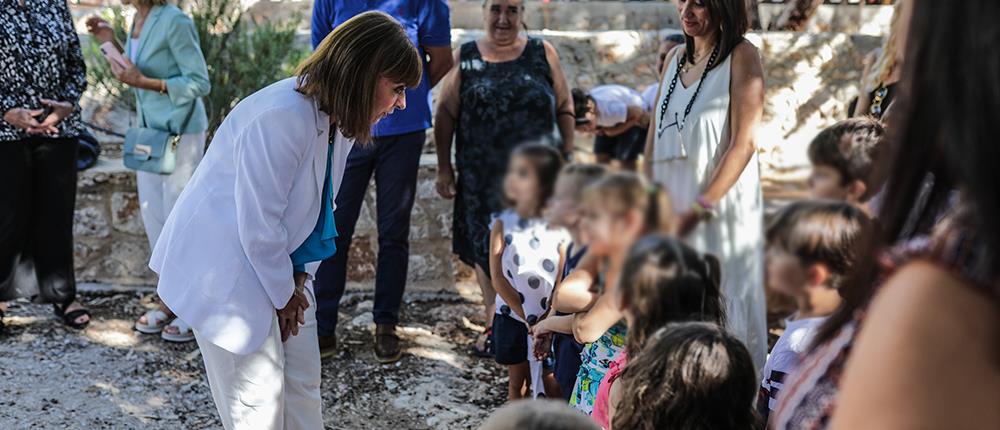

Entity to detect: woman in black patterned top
[434,0,575,356]
[0,0,91,329]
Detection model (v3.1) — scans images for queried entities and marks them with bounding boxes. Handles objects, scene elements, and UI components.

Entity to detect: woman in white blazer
[149,12,421,429]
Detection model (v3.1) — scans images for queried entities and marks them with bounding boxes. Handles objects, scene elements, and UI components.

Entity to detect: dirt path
[0,290,506,429]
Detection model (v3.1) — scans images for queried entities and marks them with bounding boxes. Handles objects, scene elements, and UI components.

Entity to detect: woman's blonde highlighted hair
[296,11,422,144]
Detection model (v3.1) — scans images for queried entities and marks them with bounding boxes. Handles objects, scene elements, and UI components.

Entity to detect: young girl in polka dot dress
[489,143,569,401]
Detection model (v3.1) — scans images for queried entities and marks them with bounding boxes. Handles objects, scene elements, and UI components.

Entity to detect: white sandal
[135,309,170,334]
[161,318,195,343]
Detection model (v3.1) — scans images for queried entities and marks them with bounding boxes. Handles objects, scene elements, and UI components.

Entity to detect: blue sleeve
[293,263,305,274]
[165,14,212,106]
[311,0,335,50]
[418,0,452,48]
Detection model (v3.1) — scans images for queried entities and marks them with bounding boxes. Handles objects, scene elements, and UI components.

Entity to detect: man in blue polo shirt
[311,0,453,363]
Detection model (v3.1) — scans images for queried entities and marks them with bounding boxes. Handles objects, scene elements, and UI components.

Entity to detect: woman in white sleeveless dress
[643,0,767,371]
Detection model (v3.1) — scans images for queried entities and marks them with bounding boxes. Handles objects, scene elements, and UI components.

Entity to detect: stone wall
[74,29,880,287]
[74,160,156,285]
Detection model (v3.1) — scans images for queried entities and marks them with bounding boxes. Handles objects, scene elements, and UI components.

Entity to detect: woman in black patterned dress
[434,0,574,354]
[0,0,91,329]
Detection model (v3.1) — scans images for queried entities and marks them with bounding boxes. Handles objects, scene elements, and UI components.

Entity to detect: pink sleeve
[592,352,629,429]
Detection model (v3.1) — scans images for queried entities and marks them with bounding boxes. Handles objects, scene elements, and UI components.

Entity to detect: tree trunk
[747,0,762,31]
[771,0,824,31]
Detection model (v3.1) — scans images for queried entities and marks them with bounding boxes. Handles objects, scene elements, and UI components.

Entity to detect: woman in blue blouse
[88,0,210,343]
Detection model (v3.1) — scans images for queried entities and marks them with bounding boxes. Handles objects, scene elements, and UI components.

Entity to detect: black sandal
[0,307,5,334]
[53,302,91,329]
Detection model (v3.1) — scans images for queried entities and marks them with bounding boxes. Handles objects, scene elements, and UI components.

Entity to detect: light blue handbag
[123,100,197,175]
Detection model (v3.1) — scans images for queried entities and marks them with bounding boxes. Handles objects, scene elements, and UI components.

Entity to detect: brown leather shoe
[318,334,337,360]
[374,324,402,363]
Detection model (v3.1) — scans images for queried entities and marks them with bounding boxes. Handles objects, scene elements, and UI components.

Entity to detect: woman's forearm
[136,76,167,93]
[701,138,755,203]
[434,113,455,171]
[557,111,575,154]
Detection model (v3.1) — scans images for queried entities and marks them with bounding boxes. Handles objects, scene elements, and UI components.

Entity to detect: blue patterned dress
[569,323,627,414]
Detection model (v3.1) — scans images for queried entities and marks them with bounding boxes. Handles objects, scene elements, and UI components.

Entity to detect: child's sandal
[471,327,494,358]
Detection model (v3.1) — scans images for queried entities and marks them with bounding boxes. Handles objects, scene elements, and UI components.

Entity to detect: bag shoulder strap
[176,98,199,135]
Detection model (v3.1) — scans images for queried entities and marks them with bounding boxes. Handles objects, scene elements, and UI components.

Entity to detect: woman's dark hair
[617,235,725,355]
[296,11,422,145]
[613,322,761,430]
[766,200,872,290]
[582,172,673,234]
[508,142,565,214]
[813,0,1000,347]
[683,0,750,71]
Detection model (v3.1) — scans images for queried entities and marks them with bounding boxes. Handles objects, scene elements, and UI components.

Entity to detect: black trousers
[0,136,78,304]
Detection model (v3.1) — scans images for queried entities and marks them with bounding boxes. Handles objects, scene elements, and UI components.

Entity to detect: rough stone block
[111,191,145,236]
[74,206,110,239]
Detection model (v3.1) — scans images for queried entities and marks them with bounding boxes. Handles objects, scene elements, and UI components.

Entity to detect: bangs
[384,46,422,89]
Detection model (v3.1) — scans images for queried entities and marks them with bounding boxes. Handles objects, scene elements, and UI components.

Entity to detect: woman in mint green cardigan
[88,0,210,344]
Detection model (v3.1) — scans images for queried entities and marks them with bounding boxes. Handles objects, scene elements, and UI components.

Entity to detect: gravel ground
[0,289,506,429]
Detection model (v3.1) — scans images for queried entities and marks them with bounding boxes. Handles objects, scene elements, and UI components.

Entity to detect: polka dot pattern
[491,209,569,329]
[542,259,555,273]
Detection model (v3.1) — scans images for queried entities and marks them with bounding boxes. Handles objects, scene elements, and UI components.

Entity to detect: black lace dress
[453,37,561,271]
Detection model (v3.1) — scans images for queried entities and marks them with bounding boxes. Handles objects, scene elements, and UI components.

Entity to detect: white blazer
[150,78,354,355]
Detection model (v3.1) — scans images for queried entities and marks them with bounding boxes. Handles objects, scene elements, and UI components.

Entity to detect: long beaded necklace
[656,43,720,139]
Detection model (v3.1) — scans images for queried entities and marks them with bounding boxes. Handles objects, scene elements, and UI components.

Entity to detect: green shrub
[82,6,134,112]
[190,0,308,139]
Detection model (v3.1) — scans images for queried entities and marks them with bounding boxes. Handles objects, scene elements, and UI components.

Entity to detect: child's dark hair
[582,172,673,233]
[509,142,564,213]
[571,88,593,122]
[807,117,887,200]
[613,322,761,430]
[766,200,872,290]
[618,234,724,355]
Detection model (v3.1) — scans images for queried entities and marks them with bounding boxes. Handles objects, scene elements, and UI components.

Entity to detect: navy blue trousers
[314,130,424,337]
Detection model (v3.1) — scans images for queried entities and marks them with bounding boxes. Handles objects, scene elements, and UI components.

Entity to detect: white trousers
[137,131,205,248]
[195,287,323,430]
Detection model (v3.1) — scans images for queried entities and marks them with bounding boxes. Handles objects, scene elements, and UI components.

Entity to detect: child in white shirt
[759,200,872,423]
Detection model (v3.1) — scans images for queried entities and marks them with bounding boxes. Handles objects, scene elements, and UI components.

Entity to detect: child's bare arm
[608,376,624,429]
[533,314,574,336]
[572,292,623,344]
[489,221,526,320]
[553,252,600,313]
